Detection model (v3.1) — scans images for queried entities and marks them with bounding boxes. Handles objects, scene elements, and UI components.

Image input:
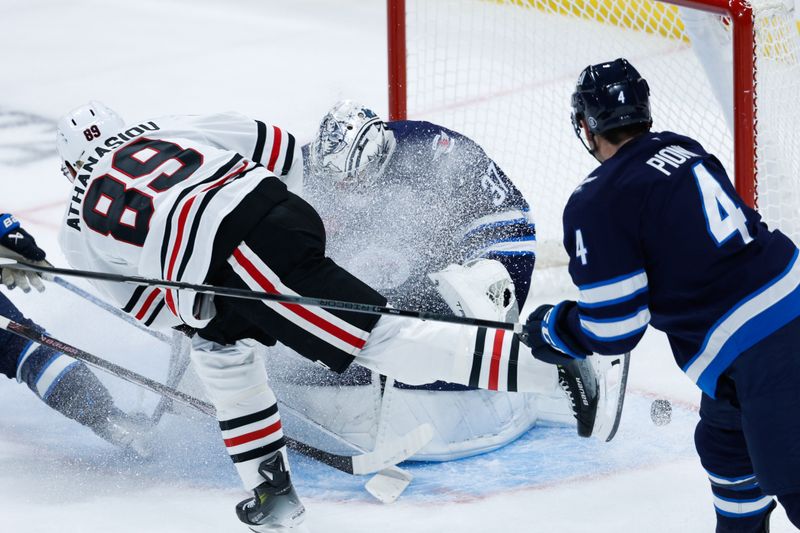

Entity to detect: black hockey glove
[0,214,52,293]
[521,303,591,365]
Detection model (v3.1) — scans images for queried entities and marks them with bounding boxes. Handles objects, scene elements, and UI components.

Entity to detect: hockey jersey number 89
[59,113,301,330]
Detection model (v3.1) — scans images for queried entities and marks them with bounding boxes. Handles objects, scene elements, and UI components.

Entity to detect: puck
[650,399,672,426]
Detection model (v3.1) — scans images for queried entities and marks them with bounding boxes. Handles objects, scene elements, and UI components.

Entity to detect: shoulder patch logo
[573,175,598,195]
[431,131,455,161]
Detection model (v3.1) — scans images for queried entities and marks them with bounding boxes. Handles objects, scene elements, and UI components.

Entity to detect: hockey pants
[695,315,800,532]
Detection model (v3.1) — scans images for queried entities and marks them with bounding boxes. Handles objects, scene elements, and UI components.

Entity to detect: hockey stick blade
[0,314,429,476]
[604,352,631,442]
[0,259,522,333]
[365,466,414,504]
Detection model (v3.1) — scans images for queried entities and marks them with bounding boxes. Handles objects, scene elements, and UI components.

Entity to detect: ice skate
[558,353,629,442]
[96,408,156,458]
[236,452,306,532]
[557,358,598,438]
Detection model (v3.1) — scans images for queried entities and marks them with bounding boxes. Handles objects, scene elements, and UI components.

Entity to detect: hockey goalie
[258,101,577,460]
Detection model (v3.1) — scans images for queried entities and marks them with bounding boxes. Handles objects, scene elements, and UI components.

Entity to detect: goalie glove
[428,259,518,321]
[0,214,52,292]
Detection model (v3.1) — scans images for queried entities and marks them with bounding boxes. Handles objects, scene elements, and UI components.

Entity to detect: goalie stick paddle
[0,314,430,476]
[0,259,523,334]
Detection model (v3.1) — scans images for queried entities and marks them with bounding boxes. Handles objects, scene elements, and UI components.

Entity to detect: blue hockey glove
[0,214,51,292]
[521,303,591,365]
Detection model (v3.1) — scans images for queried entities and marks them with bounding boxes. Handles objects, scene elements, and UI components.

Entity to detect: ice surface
[0,0,795,531]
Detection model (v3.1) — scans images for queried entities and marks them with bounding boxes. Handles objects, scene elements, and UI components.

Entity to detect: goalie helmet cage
[387,0,800,269]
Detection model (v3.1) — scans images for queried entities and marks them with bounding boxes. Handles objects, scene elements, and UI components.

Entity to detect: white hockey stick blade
[591,352,631,442]
[350,423,433,475]
[365,466,414,504]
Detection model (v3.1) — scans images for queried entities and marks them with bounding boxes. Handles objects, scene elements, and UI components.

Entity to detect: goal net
[388,0,800,271]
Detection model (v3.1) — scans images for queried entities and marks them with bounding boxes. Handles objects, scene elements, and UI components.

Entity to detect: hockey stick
[149,332,192,425]
[0,315,215,415]
[52,275,187,424]
[53,276,171,343]
[277,400,417,502]
[0,259,522,333]
[0,314,431,476]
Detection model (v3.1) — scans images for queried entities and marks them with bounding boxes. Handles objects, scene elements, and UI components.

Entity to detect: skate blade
[590,352,630,442]
[247,520,310,533]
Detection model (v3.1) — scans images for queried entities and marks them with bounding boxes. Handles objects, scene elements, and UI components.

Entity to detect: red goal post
[387,0,800,265]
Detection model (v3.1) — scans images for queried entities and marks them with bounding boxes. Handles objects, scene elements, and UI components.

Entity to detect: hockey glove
[0,214,52,293]
[521,303,591,365]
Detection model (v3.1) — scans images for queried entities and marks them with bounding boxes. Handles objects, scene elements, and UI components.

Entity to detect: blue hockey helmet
[570,58,651,151]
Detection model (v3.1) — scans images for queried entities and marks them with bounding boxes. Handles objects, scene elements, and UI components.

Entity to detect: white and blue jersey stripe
[547,131,800,397]
[684,249,800,393]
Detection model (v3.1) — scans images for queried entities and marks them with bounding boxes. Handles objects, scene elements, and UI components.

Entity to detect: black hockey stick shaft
[1,260,522,333]
[0,316,366,474]
[0,315,215,415]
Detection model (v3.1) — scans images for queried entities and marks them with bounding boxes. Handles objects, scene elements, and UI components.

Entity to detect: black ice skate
[557,358,599,438]
[558,353,630,442]
[236,452,306,532]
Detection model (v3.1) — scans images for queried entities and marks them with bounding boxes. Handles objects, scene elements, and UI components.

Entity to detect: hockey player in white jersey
[55,101,614,532]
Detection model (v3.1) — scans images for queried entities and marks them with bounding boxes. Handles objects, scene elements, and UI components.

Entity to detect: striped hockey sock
[217,387,287,490]
[707,470,775,532]
[465,327,556,393]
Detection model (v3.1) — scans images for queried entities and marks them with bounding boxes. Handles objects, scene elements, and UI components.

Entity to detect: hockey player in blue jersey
[0,214,150,455]
[522,58,800,531]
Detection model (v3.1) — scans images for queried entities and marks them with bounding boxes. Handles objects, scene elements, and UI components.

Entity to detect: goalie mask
[56,101,125,182]
[309,100,396,188]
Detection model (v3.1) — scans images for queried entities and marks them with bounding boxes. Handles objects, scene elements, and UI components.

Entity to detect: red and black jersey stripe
[121,286,168,326]
[253,120,267,163]
[158,154,243,273]
[468,327,521,392]
[173,162,257,282]
[252,121,295,177]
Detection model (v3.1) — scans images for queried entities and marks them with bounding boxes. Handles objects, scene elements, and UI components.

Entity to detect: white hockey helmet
[309,100,395,188]
[56,101,125,182]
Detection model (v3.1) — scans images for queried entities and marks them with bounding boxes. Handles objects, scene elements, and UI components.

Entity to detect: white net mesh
[399,0,800,270]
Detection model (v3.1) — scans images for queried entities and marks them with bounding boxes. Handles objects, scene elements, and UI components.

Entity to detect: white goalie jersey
[58,112,302,329]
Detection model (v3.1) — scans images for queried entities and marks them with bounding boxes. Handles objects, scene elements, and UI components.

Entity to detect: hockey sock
[17,341,118,438]
[218,392,287,491]
[191,336,287,490]
[705,470,775,533]
[356,317,555,393]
